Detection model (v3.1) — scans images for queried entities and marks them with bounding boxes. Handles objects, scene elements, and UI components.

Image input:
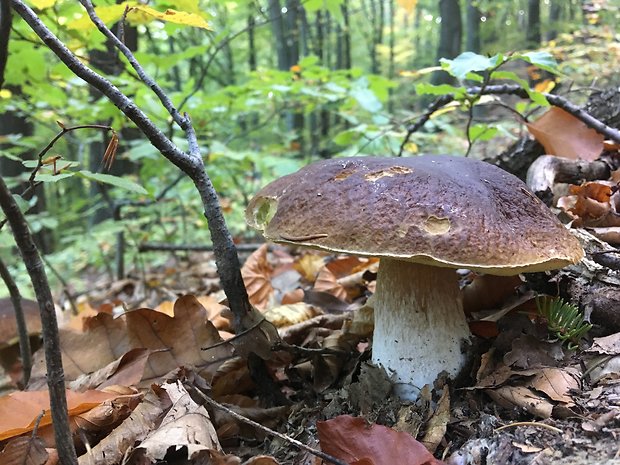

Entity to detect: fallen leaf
[0,435,48,465]
[526,107,604,161]
[68,348,151,391]
[529,367,579,404]
[421,389,450,453]
[588,332,620,355]
[317,415,446,465]
[263,303,322,328]
[29,295,232,387]
[0,389,118,442]
[242,245,275,311]
[487,386,554,419]
[77,384,172,465]
[135,381,221,461]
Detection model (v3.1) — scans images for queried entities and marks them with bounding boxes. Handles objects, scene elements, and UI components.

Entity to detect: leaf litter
[0,242,619,464]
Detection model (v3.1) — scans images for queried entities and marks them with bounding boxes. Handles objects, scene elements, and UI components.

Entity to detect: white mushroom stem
[372,259,471,400]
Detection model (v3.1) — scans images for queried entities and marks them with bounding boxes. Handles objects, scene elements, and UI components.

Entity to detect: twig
[0,0,11,89]
[78,0,188,131]
[0,124,113,232]
[0,175,78,465]
[139,242,263,253]
[494,421,563,434]
[0,257,33,386]
[399,84,620,156]
[193,388,349,465]
[11,0,254,332]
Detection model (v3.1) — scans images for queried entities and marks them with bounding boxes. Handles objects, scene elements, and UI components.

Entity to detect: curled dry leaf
[526,106,604,161]
[135,381,221,461]
[241,244,275,311]
[588,332,620,355]
[77,384,172,465]
[313,256,378,302]
[0,389,119,443]
[263,302,322,328]
[0,435,48,465]
[68,348,151,391]
[317,415,446,465]
[421,389,450,453]
[211,357,254,399]
[29,295,232,387]
[487,385,554,419]
[529,367,580,404]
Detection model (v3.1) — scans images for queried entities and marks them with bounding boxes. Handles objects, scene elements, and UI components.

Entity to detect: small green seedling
[536,296,592,349]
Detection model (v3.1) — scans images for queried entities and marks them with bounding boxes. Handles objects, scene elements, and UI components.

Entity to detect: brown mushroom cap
[246,156,584,275]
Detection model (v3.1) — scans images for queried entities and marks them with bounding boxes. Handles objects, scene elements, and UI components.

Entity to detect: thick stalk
[372,259,471,399]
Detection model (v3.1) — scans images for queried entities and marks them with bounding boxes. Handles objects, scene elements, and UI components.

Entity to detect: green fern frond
[535,296,592,349]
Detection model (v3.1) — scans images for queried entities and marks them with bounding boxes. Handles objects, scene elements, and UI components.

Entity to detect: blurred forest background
[1,0,619,297]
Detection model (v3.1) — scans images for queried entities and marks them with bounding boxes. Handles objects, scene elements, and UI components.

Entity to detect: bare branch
[0,175,78,465]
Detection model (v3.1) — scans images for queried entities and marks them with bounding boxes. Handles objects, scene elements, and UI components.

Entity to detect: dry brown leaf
[263,302,322,328]
[241,244,275,311]
[586,226,620,243]
[0,389,119,442]
[526,107,604,161]
[486,385,554,419]
[135,381,221,461]
[211,404,288,442]
[314,266,348,301]
[529,367,579,404]
[318,415,446,465]
[313,257,377,302]
[77,384,172,465]
[421,389,450,453]
[211,358,254,399]
[588,332,620,354]
[69,348,151,391]
[0,298,41,348]
[0,435,48,465]
[293,253,326,283]
[29,295,232,387]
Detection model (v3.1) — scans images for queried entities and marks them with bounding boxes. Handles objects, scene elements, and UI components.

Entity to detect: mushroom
[245,156,583,399]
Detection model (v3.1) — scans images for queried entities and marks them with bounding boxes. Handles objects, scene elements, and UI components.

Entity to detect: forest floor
[8,241,612,465]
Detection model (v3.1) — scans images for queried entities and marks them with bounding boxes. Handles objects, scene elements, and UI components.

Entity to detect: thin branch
[0,257,33,386]
[139,242,262,253]
[399,84,620,156]
[0,0,11,89]
[78,0,189,131]
[193,388,349,465]
[0,175,77,465]
[10,0,253,334]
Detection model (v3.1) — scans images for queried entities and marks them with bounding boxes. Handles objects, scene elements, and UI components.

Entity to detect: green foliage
[536,296,592,349]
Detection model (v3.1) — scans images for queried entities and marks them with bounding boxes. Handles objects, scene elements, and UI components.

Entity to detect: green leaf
[517,51,560,75]
[35,173,74,183]
[441,52,503,80]
[77,170,149,195]
[468,124,498,142]
[491,70,549,106]
[415,82,466,97]
[333,129,361,146]
[350,88,382,113]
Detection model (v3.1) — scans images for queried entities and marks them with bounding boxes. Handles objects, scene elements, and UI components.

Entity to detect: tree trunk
[335,4,351,70]
[466,0,481,53]
[547,0,563,40]
[526,0,541,48]
[431,0,462,86]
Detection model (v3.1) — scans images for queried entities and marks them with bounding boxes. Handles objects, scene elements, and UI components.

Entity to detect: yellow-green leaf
[128,5,211,29]
[27,0,58,9]
[67,2,210,31]
[67,4,129,30]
